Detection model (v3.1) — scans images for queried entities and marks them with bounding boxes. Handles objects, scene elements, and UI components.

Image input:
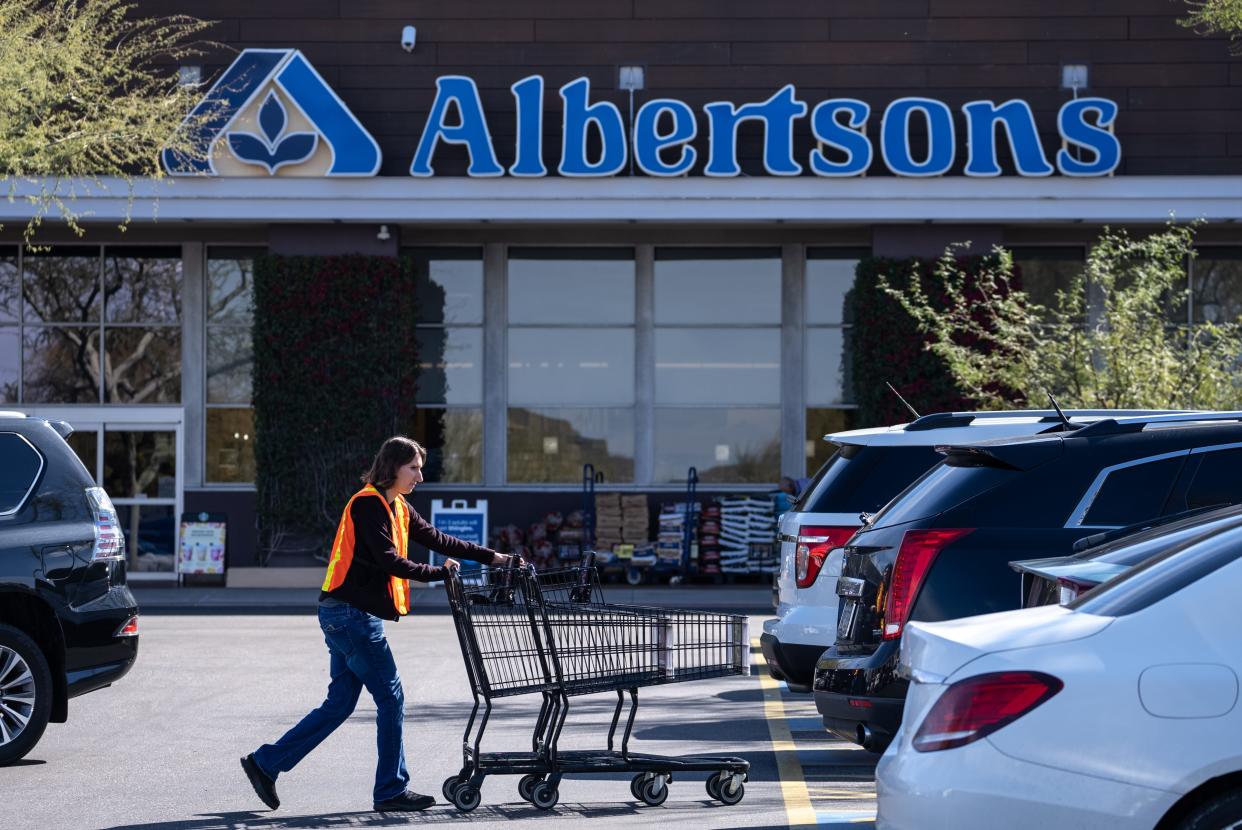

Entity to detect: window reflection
[411,408,482,483]
[0,327,17,403]
[507,407,634,483]
[653,408,780,484]
[22,326,100,403]
[1010,247,1086,318]
[23,248,101,323]
[415,328,482,405]
[0,249,17,323]
[509,328,635,406]
[805,251,863,325]
[508,249,635,324]
[409,248,483,325]
[206,408,256,484]
[805,408,857,473]
[104,248,182,323]
[805,327,850,406]
[654,248,781,325]
[1193,252,1242,324]
[655,328,780,405]
[104,328,180,403]
[207,328,253,404]
[207,251,256,324]
[104,430,176,499]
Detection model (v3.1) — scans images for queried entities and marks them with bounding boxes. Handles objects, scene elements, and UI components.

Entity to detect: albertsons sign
[165,49,1120,179]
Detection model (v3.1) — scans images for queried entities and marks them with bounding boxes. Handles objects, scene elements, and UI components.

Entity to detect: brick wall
[138,0,1235,176]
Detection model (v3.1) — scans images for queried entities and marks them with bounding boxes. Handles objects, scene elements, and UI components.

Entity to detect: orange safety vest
[321,484,411,615]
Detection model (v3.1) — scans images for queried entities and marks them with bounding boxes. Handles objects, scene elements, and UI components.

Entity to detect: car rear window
[868,461,1015,529]
[1080,456,1186,527]
[1069,526,1242,616]
[796,444,942,515]
[0,432,44,515]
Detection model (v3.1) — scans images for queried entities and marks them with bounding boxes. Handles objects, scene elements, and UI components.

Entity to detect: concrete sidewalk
[130,583,777,614]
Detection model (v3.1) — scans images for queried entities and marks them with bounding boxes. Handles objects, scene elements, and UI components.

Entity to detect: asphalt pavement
[4,613,876,830]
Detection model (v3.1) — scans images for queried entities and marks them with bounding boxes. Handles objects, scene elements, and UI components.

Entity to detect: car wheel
[0,624,52,766]
[1176,788,1242,830]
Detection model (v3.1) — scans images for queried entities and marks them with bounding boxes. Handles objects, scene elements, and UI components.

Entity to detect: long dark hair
[361,436,426,489]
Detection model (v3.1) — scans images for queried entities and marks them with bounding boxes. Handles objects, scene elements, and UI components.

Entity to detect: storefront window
[805,408,858,474]
[23,248,102,323]
[407,247,485,483]
[1009,246,1086,318]
[805,249,863,478]
[654,248,780,484]
[22,326,101,403]
[507,248,635,483]
[1192,248,1242,324]
[206,247,261,484]
[0,248,17,323]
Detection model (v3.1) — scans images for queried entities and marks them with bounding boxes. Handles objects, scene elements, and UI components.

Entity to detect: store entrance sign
[430,499,488,574]
[411,76,1121,179]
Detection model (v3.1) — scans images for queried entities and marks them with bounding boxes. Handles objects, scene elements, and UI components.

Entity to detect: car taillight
[794,526,859,588]
[114,616,139,637]
[86,487,125,562]
[882,528,973,639]
[1057,576,1096,605]
[912,671,1063,752]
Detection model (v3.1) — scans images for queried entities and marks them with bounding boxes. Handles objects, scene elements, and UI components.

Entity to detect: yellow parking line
[752,638,816,827]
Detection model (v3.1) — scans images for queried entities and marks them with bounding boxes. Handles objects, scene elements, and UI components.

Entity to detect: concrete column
[781,244,806,479]
[483,243,507,486]
[181,242,205,488]
[634,245,655,485]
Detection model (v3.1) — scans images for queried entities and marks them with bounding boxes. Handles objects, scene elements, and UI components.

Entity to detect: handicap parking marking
[752,640,878,828]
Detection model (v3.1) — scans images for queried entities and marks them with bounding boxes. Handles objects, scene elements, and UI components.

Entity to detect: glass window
[0,248,17,323]
[799,443,943,515]
[805,249,864,325]
[507,407,634,483]
[412,408,482,484]
[104,247,182,323]
[1082,456,1187,527]
[1184,449,1242,510]
[207,250,256,325]
[804,408,857,474]
[0,327,17,403]
[0,433,42,514]
[22,326,100,403]
[1192,249,1242,324]
[206,408,256,484]
[207,327,253,405]
[104,328,180,404]
[1009,247,1086,315]
[104,430,176,499]
[509,328,635,406]
[653,408,780,483]
[508,249,635,324]
[654,248,781,324]
[120,503,177,572]
[655,328,778,405]
[409,247,484,325]
[805,327,850,406]
[415,328,483,405]
[22,248,101,323]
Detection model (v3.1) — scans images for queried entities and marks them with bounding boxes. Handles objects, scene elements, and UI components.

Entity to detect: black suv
[814,412,1242,753]
[0,412,139,764]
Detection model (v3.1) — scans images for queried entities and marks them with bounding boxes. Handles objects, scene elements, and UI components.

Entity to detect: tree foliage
[879,223,1242,411]
[1181,0,1242,52]
[0,0,218,240]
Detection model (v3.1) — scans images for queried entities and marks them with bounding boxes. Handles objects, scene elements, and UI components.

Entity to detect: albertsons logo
[162,49,381,177]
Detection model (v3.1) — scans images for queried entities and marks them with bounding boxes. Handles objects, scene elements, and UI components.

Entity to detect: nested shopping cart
[442,553,751,812]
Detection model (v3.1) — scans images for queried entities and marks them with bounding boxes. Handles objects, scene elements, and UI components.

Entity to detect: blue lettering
[1057,97,1121,177]
[962,99,1053,177]
[558,77,627,177]
[509,75,547,177]
[881,98,955,177]
[410,76,503,177]
[809,99,872,177]
[633,99,698,177]
[703,84,808,177]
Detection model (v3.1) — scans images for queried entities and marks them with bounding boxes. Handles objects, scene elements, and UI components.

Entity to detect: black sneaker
[240,753,280,810]
[373,791,435,812]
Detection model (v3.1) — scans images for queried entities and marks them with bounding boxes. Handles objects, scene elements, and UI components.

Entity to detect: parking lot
[4,612,876,830]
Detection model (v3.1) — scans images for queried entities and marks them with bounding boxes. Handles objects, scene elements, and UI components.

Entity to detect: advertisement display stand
[430,499,488,586]
[179,511,227,585]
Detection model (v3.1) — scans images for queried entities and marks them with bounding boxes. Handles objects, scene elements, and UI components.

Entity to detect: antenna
[887,382,920,420]
[1046,391,1072,427]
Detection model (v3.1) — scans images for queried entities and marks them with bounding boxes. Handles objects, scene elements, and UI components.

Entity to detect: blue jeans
[253,603,410,802]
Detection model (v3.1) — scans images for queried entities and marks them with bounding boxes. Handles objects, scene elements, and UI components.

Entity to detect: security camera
[401,25,416,53]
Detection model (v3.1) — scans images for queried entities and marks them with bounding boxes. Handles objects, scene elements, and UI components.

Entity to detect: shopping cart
[442,553,751,812]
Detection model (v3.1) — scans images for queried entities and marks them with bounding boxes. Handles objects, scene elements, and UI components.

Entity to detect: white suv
[760,409,1179,692]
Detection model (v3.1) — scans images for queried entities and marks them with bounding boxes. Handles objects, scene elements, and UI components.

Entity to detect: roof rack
[903,409,1189,432]
[1074,411,1242,438]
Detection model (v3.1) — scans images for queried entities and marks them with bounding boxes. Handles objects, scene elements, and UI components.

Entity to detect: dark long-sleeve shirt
[320,494,494,620]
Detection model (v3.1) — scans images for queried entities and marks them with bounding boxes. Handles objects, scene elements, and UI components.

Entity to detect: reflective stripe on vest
[321,484,411,615]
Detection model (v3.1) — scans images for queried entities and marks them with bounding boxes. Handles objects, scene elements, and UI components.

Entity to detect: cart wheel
[626,567,643,586]
[630,772,652,800]
[705,771,724,801]
[452,785,482,812]
[518,774,543,802]
[669,575,683,586]
[639,774,669,807]
[718,774,744,806]
[442,775,465,803]
[530,781,559,810]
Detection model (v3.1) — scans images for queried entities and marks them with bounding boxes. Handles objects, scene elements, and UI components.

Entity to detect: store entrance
[25,406,184,581]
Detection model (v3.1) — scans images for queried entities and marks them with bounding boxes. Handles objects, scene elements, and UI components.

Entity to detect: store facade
[5,1,1242,573]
